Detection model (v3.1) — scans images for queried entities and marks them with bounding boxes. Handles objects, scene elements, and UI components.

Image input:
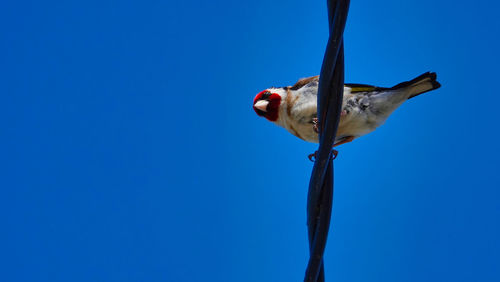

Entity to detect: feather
[290,76,320,90]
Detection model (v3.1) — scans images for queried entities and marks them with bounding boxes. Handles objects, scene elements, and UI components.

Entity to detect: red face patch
[253,90,281,122]
[253,90,268,106]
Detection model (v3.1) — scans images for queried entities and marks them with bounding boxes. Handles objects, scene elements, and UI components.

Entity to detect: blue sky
[1,1,499,281]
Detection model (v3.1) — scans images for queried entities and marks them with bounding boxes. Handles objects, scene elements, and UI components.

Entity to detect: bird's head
[253,89,284,122]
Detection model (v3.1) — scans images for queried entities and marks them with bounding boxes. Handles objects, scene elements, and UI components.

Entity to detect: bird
[253,72,441,156]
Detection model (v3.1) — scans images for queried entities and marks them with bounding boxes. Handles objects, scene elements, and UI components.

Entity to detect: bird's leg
[313,111,346,134]
[312,118,319,133]
[333,136,355,147]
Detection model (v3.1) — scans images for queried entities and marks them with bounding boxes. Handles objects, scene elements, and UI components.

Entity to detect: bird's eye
[261,91,271,99]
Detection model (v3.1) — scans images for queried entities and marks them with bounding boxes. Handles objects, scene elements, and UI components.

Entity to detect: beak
[254,100,269,112]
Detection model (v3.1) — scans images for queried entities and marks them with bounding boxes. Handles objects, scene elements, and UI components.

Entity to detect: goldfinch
[253,72,441,147]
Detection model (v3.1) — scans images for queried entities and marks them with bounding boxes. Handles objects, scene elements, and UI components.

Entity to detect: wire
[304,1,350,281]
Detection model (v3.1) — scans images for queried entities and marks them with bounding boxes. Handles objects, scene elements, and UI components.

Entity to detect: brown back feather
[290,75,320,90]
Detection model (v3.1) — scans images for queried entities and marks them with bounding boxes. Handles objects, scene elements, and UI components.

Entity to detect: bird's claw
[308,149,339,162]
[308,152,316,162]
[332,149,338,159]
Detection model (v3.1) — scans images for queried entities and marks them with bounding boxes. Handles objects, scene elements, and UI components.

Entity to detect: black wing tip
[432,79,442,90]
[391,71,441,90]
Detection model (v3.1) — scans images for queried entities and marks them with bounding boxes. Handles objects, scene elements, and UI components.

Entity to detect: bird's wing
[345,83,388,94]
[290,75,320,90]
[291,78,387,94]
[291,77,390,94]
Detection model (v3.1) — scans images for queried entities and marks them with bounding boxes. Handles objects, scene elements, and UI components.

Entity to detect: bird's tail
[391,72,441,99]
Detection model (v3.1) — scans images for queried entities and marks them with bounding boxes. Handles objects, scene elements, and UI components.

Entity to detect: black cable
[304,1,350,281]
